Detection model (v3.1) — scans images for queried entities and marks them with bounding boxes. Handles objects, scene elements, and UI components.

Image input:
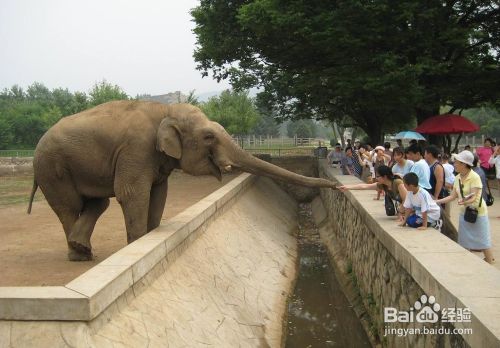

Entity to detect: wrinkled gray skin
[28,101,336,261]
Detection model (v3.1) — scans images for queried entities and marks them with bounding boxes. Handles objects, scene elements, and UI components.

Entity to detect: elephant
[27,100,336,261]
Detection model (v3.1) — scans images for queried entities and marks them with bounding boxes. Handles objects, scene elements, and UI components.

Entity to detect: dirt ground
[0,170,238,286]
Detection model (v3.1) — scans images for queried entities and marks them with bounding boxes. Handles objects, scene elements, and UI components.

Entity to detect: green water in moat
[285,203,372,348]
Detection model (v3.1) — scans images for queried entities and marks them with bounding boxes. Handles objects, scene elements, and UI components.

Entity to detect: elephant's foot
[68,241,93,261]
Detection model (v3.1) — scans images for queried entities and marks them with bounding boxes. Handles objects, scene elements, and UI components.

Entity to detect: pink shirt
[476,146,494,169]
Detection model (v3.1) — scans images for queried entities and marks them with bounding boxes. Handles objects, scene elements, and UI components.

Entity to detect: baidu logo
[384,294,473,337]
[414,295,440,323]
[385,295,441,323]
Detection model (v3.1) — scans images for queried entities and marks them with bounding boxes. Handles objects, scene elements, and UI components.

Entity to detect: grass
[0,175,42,207]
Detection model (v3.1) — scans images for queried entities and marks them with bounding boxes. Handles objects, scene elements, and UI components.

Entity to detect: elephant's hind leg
[40,181,86,260]
[67,198,110,261]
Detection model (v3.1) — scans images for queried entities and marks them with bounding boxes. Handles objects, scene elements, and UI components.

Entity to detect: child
[399,172,442,231]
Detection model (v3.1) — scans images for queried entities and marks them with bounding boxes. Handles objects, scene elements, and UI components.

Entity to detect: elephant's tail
[27,180,38,214]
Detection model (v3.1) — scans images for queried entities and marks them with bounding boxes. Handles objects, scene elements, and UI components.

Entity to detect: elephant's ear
[156,119,182,159]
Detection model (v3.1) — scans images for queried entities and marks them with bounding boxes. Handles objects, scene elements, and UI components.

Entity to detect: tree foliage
[186,90,201,106]
[192,0,500,143]
[463,106,500,139]
[287,119,317,138]
[250,94,281,136]
[200,89,260,135]
[88,80,129,107]
[0,81,128,149]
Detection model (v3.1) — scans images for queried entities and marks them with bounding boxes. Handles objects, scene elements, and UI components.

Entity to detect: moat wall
[315,160,500,347]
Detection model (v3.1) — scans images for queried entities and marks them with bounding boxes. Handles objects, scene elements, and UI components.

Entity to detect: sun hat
[452,150,474,167]
[375,145,385,152]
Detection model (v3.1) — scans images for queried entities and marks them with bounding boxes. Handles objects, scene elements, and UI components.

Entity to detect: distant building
[138,91,188,104]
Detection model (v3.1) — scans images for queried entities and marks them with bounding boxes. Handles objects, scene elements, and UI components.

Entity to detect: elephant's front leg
[148,180,168,232]
[116,179,152,244]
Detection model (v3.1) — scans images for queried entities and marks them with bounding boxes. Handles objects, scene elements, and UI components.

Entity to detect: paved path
[449,180,500,270]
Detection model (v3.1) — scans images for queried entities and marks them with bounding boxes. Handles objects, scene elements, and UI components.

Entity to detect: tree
[192,0,500,144]
[26,82,53,107]
[52,87,87,116]
[287,119,316,138]
[7,85,25,101]
[0,81,130,149]
[6,102,48,147]
[0,116,13,149]
[88,80,128,106]
[463,106,500,139]
[250,94,280,136]
[186,90,200,106]
[40,105,63,130]
[200,89,260,135]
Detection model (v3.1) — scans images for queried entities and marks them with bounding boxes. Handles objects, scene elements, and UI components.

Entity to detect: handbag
[384,194,396,216]
[459,179,481,223]
[486,181,494,207]
[464,206,479,223]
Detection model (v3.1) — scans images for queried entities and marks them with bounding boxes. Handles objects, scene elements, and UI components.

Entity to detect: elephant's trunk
[226,143,336,189]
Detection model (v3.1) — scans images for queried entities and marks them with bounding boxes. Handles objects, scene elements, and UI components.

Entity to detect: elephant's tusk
[224,165,232,172]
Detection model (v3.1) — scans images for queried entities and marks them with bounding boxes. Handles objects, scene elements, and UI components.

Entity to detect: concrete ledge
[0,287,88,321]
[319,160,500,347]
[0,172,255,321]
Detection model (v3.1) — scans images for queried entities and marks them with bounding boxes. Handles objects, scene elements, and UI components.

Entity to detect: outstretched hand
[336,185,347,191]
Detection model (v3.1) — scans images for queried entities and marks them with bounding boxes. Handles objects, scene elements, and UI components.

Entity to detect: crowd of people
[328,138,498,265]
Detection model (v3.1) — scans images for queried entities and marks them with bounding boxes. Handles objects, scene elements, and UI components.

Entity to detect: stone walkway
[449,181,500,270]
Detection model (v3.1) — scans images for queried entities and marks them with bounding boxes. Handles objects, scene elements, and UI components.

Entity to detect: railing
[0,137,327,158]
[384,134,498,150]
[232,135,329,149]
[2,134,497,158]
[0,150,34,157]
[232,135,329,157]
[243,148,317,157]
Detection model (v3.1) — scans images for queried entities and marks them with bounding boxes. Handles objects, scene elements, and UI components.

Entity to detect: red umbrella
[415,114,479,135]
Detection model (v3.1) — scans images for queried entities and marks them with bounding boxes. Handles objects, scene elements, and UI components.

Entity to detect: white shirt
[443,163,455,184]
[392,159,414,178]
[403,188,441,223]
[489,155,500,179]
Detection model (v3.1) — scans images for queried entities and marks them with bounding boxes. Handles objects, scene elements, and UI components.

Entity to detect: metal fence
[384,134,498,150]
[243,148,318,157]
[2,133,496,158]
[232,135,329,149]
[451,135,498,149]
[0,150,34,157]
[231,135,329,157]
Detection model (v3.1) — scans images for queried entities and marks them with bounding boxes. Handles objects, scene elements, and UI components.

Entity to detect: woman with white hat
[436,150,494,264]
[372,145,392,178]
[371,145,393,199]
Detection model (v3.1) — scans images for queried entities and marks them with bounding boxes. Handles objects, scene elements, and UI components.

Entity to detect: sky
[0,0,231,97]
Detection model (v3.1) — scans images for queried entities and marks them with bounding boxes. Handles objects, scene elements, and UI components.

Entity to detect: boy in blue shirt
[406,143,432,191]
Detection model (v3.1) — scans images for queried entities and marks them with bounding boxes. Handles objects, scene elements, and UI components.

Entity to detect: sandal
[484,258,496,264]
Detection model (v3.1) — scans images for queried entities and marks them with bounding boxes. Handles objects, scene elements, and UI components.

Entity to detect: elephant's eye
[204,134,215,141]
